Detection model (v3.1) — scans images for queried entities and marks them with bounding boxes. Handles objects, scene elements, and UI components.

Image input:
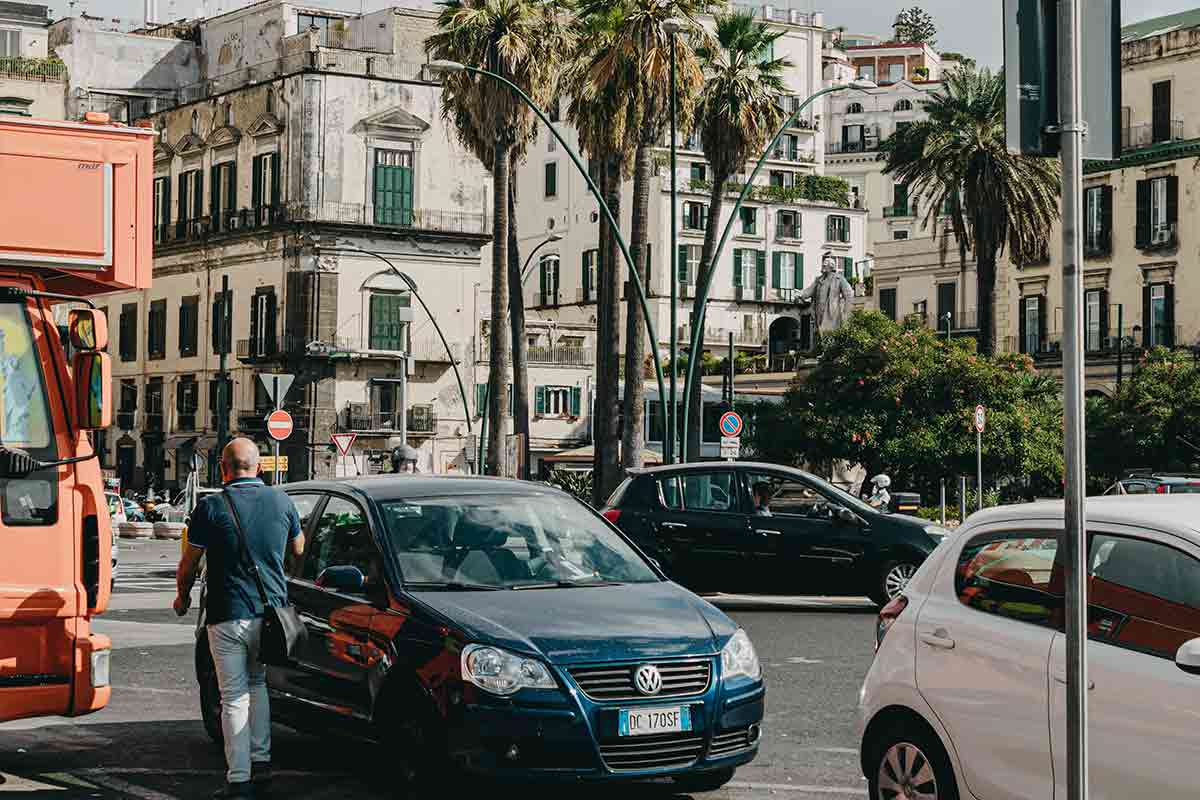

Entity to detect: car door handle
[1052,670,1095,690]
[919,629,955,650]
[660,522,688,529]
[755,529,782,536]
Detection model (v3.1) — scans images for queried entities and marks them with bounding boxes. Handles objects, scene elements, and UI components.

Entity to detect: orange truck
[0,114,153,723]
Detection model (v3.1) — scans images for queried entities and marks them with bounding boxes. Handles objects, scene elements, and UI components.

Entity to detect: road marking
[111,685,192,696]
[74,773,175,800]
[786,656,825,665]
[0,773,72,791]
[729,781,867,796]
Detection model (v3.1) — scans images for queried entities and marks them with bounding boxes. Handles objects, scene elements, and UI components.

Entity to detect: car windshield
[378,492,661,589]
[0,303,55,457]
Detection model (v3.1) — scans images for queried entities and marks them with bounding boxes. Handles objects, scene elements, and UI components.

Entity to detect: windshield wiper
[403,580,507,592]
[512,579,626,590]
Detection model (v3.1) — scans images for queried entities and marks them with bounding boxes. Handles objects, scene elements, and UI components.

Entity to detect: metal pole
[959,475,966,522]
[477,382,488,472]
[668,30,679,464]
[940,478,946,526]
[216,273,229,479]
[399,323,409,446]
[728,332,734,408]
[272,376,281,486]
[976,429,983,512]
[1059,0,1090,797]
[1116,304,1123,389]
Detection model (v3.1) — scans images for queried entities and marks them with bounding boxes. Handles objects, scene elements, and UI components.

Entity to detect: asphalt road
[0,540,877,799]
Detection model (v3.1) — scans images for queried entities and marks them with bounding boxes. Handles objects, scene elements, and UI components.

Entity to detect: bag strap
[222,490,271,609]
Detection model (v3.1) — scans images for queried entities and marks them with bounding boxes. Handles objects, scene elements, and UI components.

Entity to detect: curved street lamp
[679,79,877,462]
[336,241,474,440]
[519,232,564,287]
[427,59,670,455]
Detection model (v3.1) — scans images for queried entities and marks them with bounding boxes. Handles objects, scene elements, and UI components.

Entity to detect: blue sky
[51,0,1200,68]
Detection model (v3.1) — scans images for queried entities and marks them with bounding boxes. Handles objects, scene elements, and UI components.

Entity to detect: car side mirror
[73,351,112,430]
[835,506,860,526]
[1176,637,1200,675]
[317,565,366,594]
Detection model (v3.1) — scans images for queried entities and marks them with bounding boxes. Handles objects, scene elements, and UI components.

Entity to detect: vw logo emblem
[634,664,663,696]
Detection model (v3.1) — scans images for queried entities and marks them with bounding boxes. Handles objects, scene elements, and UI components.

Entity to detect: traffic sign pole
[273,376,281,487]
[974,405,986,513]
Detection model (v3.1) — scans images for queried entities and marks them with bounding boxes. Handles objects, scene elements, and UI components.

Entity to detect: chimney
[145,0,158,25]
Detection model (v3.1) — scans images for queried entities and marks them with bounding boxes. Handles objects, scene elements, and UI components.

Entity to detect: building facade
[69,1,492,491]
[1000,9,1200,394]
[0,1,63,118]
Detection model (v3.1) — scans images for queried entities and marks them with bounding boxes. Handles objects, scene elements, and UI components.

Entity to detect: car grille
[599,733,705,771]
[568,659,712,702]
[708,727,755,757]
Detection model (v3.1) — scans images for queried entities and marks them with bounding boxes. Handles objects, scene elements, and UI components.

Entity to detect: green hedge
[688,175,851,207]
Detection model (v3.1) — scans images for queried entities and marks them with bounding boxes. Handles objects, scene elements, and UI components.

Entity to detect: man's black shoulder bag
[223,491,307,666]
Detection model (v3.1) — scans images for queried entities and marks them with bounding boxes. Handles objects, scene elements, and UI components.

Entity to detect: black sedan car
[601,463,949,606]
[195,476,764,791]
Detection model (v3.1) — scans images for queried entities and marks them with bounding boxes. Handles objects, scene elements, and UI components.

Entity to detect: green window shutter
[210,165,219,219]
[700,204,708,230]
[788,135,798,161]
[507,384,513,414]
[475,384,487,417]
[373,163,387,225]
[535,385,546,415]
[645,245,651,286]
[843,257,854,280]
[756,250,766,287]
[826,216,834,240]
[797,253,804,289]
[772,252,782,288]
[270,153,281,208]
[399,164,413,225]
[582,252,591,294]
[732,250,743,287]
[677,245,689,283]
[570,386,582,416]
[539,259,548,303]
[252,155,263,209]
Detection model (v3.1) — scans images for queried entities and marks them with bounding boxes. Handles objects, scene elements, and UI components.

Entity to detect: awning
[163,435,198,448]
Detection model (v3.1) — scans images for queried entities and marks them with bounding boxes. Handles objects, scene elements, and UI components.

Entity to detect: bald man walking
[175,438,305,798]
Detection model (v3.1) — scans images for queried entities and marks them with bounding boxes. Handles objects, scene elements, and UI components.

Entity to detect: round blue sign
[719,411,743,438]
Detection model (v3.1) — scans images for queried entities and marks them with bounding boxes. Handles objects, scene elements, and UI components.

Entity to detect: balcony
[283,334,458,363]
[0,57,66,82]
[734,286,766,302]
[1122,120,1184,152]
[1142,222,1178,252]
[236,337,280,363]
[771,288,805,304]
[926,310,979,333]
[826,139,880,155]
[1006,326,1183,358]
[1084,229,1111,258]
[303,203,491,236]
[883,202,918,218]
[478,345,594,367]
[161,206,290,248]
[535,291,562,308]
[775,222,801,240]
[144,412,164,433]
[340,405,437,435]
[679,323,767,348]
[177,413,197,433]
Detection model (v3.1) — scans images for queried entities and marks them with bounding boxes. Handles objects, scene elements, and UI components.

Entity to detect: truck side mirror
[69,308,108,352]
[73,351,112,430]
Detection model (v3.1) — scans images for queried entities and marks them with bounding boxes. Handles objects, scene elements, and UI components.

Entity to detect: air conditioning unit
[1152,226,1172,245]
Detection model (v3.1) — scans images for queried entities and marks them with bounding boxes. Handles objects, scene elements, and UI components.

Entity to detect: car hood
[408,581,734,665]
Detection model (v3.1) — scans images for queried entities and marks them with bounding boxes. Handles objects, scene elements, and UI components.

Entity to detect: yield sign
[266,409,293,441]
[331,432,357,456]
[257,373,296,408]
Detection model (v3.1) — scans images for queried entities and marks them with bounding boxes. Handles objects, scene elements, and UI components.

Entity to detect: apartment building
[1001,9,1200,393]
[510,2,868,462]
[0,1,63,118]
[65,1,491,491]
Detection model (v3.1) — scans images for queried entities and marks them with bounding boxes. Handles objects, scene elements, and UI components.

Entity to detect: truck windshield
[0,303,55,457]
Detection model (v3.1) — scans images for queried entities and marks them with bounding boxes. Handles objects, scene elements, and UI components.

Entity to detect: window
[544,162,558,198]
[0,303,55,465]
[683,201,707,231]
[250,289,278,357]
[302,497,375,585]
[153,176,170,243]
[1137,176,1177,248]
[119,380,137,412]
[841,124,864,152]
[879,287,898,321]
[744,472,834,517]
[177,376,198,431]
[1089,534,1200,660]
[145,377,164,432]
[147,299,167,360]
[1085,185,1112,256]
[1147,284,1172,348]
[847,102,864,115]
[679,472,738,512]
[179,296,199,357]
[548,97,561,123]
[252,153,280,220]
[1152,80,1172,144]
[772,251,802,292]
[956,532,1062,628]
[266,89,275,114]
[776,209,800,239]
[190,110,198,135]
[0,29,20,58]
[210,161,237,231]
[374,149,414,226]
[732,249,765,296]
[887,63,905,83]
[298,13,338,46]
[1021,295,1044,354]
[211,289,232,355]
[936,283,956,331]
[894,98,913,112]
[538,254,560,306]
[119,303,137,362]
[775,133,799,161]
[893,230,910,241]
[677,244,700,284]
[535,385,581,418]
[826,215,850,243]
[177,169,203,225]
[658,476,683,509]
[1085,289,1104,352]
[581,249,598,301]
[769,170,790,188]
[740,206,758,235]
[369,292,411,351]
[223,102,233,126]
[690,162,707,183]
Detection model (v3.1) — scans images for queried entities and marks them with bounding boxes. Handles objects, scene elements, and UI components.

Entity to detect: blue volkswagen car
[195,476,764,791]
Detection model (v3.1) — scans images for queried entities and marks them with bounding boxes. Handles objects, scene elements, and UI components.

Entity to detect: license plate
[618,705,692,737]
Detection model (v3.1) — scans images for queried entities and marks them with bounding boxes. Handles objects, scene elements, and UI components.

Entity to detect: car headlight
[461,644,557,695]
[923,525,951,543]
[721,629,761,682]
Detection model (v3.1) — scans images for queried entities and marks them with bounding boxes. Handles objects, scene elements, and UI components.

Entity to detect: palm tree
[427,0,568,475]
[576,0,707,475]
[883,68,1061,355]
[565,14,638,503]
[684,12,788,460]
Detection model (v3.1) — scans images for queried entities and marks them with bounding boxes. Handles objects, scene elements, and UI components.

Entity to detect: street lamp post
[519,233,564,290]
[665,18,685,464]
[679,79,875,462]
[943,312,953,342]
[428,60,670,455]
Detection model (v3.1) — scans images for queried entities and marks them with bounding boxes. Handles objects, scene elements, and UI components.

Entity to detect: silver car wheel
[877,741,939,800]
[884,563,918,598]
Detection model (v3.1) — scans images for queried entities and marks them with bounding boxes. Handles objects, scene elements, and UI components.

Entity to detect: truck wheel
[195,639,223,745]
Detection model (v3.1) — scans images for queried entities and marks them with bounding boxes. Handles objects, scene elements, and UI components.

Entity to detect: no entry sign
[266,409,293,441]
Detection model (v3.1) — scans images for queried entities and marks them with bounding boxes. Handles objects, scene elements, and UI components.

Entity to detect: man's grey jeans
[208,618,270,783]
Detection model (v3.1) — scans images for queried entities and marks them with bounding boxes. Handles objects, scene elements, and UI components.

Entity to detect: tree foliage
[744,311,1064,501]
[892,6,937,46]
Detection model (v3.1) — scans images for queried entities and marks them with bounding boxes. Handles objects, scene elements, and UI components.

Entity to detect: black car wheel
[671,767,736,792]
[870,560,920,607]
[196,638,223,745]
[376,682,457,790]
[864,719,958,800]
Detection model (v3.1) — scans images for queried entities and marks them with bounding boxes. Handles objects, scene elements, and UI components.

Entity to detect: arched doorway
[769,316,800,358]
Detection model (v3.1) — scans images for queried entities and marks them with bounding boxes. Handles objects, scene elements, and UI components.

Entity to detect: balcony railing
[478,345,594,367]
[340,406,438,435]
[733,3,820,27]
[236,337,280,362]
[1084,229,1112,258]
[775,223,801,240]
[303,203,491,235]
[117,411,137,430]
[282,334,457,363]
[927,310,979,333]
[883,203,918,218]
[1006,326,1184,357]
[0,57,67,82]
[144,412,164,433]
[1142,222,1178,251]
[679,323,767,347]
[177,413,197,433]
[826,139,880,155]
[1122,120,1184,151]
[162,206,289,247]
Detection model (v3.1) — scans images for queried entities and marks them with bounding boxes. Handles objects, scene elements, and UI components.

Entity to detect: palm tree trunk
[685,176,727,460]
[507,174,530,479]
[975,238,997,356]
[621,140,653,472]
[594,155,624,502]
[486,140,511,475]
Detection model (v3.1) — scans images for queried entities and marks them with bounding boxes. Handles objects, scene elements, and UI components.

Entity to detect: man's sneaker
[251,762,273,786]
[212,781,255,799]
